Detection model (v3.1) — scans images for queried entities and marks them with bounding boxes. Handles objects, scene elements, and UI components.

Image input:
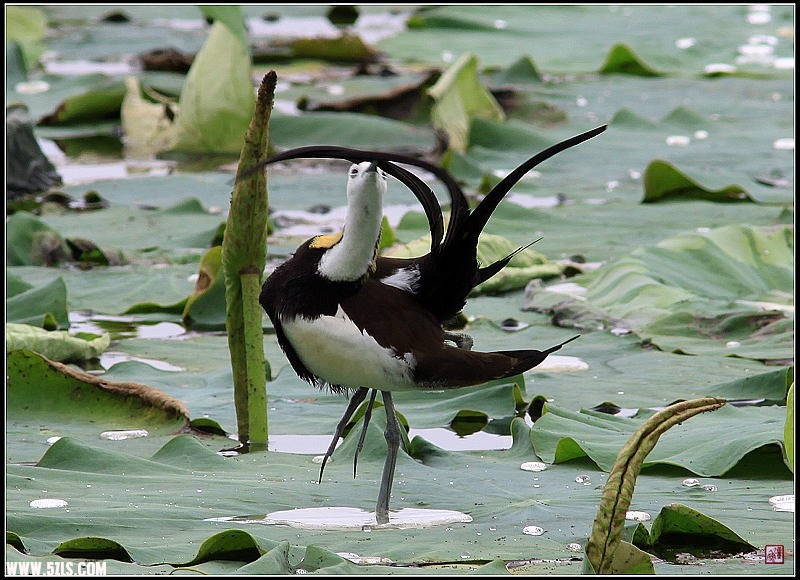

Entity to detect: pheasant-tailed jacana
[257,126,606,524]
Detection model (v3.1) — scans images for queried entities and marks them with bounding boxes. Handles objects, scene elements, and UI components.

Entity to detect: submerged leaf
[449,409,489,437]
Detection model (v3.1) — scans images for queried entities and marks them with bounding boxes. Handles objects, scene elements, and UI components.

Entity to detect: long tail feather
[474,237,542,285]
[464,125,607,243]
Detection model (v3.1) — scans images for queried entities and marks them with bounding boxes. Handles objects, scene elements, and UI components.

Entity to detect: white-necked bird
[257,125,606,524]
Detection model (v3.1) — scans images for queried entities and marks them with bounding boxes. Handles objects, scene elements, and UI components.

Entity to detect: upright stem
[223,71,276,448]
[242,270,267,449]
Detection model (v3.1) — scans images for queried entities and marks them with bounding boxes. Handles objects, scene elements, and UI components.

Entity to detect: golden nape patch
[310,232,344,249]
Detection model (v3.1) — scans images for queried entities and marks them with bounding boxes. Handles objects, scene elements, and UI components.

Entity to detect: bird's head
[313,161,387,282]
[347,161,387,204]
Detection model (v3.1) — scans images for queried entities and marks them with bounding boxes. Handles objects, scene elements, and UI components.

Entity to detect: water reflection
[207,506,472,530]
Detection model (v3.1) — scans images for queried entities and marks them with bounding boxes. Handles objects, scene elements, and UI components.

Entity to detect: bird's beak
[366,161,379,173]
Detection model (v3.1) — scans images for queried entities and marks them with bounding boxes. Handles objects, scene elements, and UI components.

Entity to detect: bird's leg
[444,330,473,351]
[353,389,379,478]
[375,390,403,525]
[318,387,369,484]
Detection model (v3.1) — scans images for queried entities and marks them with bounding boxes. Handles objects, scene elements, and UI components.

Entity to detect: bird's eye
[349,166,359,177]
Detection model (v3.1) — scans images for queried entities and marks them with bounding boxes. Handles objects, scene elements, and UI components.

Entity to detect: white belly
[282,306,418,391]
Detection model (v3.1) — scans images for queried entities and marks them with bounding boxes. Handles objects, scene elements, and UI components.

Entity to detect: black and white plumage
[257,126,606,524]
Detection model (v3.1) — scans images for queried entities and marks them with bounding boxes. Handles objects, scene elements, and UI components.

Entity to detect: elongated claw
[318,387,369,484]
[353,389,379,478]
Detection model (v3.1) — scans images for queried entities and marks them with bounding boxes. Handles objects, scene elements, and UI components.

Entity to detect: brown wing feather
[339,278,573,389]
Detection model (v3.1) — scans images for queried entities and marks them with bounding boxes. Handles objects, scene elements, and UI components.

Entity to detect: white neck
[318,163,386,281]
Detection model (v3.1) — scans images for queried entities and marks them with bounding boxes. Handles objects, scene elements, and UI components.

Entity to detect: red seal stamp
[764,545,784,564]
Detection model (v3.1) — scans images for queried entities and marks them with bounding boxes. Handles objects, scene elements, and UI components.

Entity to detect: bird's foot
[318,387,369,484]
[353,389,378,477]
[375,391,402,526]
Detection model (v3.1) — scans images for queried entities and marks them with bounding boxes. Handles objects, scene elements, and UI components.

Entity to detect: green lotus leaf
[428,52,505,151]
[182,529,264,566]
[643,160,753,203]
[233,541,293,574]
[532,397,789,475]
[120,76,178,156]
[6,212,70,267]
[531,224,794,360]
[52,537,133,562]
[6,323,110,362]
[198,5,249,47]
[599,43,663,77]
[582,540,654,574]
[488,55,543,85]
[644,503,756,550]
[172,17,254,153]
[7,350,189,436]
[181,245,227,329]
[39,81,126,126]
[6,274,69,329]
[270,111,437,152]
[291,33,380,62]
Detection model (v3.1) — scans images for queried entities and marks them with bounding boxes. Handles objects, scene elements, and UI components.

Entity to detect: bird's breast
[281,306,418,391]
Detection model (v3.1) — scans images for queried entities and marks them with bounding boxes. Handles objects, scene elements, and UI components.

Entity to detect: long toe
[353,389,378,478]
[318,387,369,484]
